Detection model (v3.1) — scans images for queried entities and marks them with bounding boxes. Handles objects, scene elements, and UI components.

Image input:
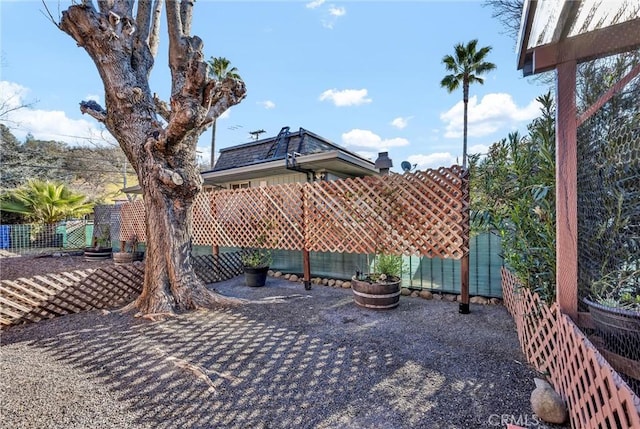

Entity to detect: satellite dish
[401,161,412,172]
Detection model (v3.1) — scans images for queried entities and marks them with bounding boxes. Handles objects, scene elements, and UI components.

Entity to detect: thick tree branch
[180,0,194,35]
[149,0,164,58]
[154,94,171,122]
[135,0,152,42]
[166,0,184,72]
[204,78,247,123]
[80,100,107,122]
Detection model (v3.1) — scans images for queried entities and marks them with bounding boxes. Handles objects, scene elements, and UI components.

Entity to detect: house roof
[517,0,640,76]
[201,127,381,184]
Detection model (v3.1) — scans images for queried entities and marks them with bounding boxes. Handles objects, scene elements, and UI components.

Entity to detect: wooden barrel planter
[84,247,112,261]
[352,277,401,310]
[113,252,134,265]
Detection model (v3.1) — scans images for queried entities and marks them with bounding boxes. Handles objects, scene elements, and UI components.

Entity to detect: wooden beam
[302,249,311,290]
[555,60,578,321]
[459,253,470,314]
[532,19,640,74]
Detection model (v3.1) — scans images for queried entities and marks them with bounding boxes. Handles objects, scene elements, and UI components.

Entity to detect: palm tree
[441,39,496,168]
[207,56,242,168]
[0,179,93,224]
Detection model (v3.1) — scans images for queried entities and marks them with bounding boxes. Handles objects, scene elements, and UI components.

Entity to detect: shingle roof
[212,127,358,172]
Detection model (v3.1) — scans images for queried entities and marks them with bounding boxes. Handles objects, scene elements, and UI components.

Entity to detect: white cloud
[0,81,113,145]
[390,116,412,129]
[341,129,409,151]
[440,93,541,139]
[329,5,346,16]
[306,0,325,9]
[319,88,372,106]
[407,153,458,170]
[219,110,231,120]
[468,144,489,156]
[257,100,276,109]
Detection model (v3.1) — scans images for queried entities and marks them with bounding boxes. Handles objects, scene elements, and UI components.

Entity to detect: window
[230,182,250,190]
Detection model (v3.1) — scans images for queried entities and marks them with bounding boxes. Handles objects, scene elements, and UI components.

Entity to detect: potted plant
[584,268,640,363]
[352,253,404,310]
[242,248,272,287]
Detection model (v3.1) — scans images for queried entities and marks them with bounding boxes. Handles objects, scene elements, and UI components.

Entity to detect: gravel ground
[0,252,117,281]
[1,270,567,429]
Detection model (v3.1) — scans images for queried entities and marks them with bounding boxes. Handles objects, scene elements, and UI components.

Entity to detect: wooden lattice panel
[502,268,640,429]
[116,167,469,259]
[304,167,469,257]
[210,183,305,250]
[0,265,143,328]
[192,192,217,246]
[118,200,146,242]
[192,253,244,284]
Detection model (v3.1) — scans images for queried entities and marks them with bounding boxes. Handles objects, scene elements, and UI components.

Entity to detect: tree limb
[79,100,107,123]
[204,78,247,123]
[149,0,164,58]
[153,94,171,122]
[180,0,194,35]
[135,0,152,42]
[166,0,184,72]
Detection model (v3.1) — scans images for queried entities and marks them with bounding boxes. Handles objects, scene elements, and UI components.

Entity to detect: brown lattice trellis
[502,268,640,429]
[116,167,469,260]
[0,252,244,328]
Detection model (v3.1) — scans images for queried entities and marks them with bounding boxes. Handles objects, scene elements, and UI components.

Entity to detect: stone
[289,274,299,282]
[410,291,420,297]
[443,294,457,302]
[470,296,489,305]
[328,279,336,287]
[456,295,462,302]
[312,277,322,284]
[419,290,433,300]
[530,378,567,424]
[322,278,329,285]
[284,273,291,280]
[267,270,275,276]
[273,271,283,278]
[335,280,344,287]
[342,281,351,288]
[489,297,501,305]
[432,294,442,301]
[400,288,411,296]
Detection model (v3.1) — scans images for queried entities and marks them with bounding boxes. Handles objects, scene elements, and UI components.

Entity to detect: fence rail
[502,268,640,429]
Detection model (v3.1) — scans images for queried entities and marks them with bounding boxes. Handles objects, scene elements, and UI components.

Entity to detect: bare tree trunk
[58,1,246,316]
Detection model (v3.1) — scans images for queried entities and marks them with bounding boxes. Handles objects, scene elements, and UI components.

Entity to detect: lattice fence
[0,265,143,328]
[117,167,469,259]
[502,268,640,429]
[0,252,245,329]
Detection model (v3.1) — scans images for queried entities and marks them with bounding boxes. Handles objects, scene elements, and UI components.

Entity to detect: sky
[0,0,549,172]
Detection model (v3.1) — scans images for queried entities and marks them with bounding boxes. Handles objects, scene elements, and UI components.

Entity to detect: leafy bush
[470,92,556,303]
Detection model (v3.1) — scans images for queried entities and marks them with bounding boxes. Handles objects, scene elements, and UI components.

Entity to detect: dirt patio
[0,274,564,429]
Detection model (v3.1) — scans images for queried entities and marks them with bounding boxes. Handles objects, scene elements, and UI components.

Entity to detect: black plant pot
[584,298,640,362]
[244,266,269,287]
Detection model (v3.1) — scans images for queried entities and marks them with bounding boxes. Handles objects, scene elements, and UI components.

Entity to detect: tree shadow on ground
[1,279,555,429]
